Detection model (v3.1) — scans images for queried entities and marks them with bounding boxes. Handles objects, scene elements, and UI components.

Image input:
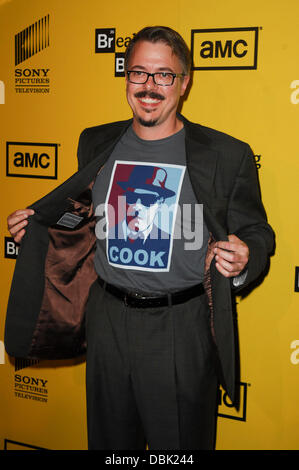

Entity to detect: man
[6,26,274,450]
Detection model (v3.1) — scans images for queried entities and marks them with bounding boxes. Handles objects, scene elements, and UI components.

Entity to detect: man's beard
[134,91,165,127]
[137,117,158,127]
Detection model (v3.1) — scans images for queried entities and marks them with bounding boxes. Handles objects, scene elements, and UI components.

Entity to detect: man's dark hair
[124,26,191,75]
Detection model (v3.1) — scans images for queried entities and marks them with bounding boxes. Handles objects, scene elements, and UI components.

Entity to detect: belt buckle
[124,291,144,308]
[124,292,137,307]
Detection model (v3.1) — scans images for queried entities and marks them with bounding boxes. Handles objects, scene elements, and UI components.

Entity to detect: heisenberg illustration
[105,161,185,271]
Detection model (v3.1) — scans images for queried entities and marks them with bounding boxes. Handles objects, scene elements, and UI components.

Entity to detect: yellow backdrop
[0,0,298,450]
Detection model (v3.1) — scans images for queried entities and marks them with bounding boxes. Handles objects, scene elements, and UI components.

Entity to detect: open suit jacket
[4,115,274,402]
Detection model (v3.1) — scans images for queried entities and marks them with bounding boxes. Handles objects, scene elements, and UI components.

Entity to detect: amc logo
[191,27,259,70]
[6,142,58,179]
[218,382,248,421]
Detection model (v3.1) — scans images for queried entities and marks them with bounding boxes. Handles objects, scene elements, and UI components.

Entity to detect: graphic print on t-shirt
[105,161,185,272]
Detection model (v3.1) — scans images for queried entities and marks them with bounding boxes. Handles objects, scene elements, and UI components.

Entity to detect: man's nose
[145,75,158,89]
[128,198,142,212]
[134,198,143,208]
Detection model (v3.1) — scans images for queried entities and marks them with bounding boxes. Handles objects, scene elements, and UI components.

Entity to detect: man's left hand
[214,234,249,278]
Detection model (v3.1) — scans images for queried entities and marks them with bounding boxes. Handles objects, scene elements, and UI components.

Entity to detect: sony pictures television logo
[14,373,48,403]
[191,27,259,70]
[14,14,50,94]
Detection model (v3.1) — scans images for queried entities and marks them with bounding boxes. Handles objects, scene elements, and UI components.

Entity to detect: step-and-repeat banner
[0,0,298,451]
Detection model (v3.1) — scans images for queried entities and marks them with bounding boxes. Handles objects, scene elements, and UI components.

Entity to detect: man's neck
[132,116,183,141]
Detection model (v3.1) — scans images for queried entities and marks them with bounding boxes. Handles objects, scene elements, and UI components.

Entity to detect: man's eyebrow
[129,65,175,73]
[156,67,175,73]
[129,65,147,70]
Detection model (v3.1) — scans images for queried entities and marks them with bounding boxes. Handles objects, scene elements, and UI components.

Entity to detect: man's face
[125,189,163,234]
[126,41,189,130]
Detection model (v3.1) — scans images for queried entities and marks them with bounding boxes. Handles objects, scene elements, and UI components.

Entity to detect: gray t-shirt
[92,125,209,294]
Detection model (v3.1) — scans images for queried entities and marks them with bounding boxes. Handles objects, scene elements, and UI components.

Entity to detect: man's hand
[214,234,249,278]
[7,209,35,244]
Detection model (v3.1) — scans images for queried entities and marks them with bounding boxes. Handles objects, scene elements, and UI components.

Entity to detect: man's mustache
[134,91,165,101]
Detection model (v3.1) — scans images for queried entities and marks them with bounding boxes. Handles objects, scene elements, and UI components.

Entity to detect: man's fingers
[7,209,34,227]
[214,234,249,277]
[9,218,29,235]
[215,240,234,251]
[215,261,242,278]
[215,256,243,275]
[215,240,243,253]
[215,262,241,278]
[215,247,243,263]
[14,229,26,244]
[8,213,28,229]
[7,208,34,242]
[215,248,248,274]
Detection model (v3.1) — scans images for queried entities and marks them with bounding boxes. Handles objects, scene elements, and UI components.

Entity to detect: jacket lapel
[182,116,228,242]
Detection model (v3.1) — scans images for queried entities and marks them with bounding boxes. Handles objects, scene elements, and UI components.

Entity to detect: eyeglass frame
[124,191,163,207]
[126,70,186,86]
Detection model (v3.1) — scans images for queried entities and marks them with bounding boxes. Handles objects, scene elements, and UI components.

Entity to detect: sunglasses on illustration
[124,192,161,207]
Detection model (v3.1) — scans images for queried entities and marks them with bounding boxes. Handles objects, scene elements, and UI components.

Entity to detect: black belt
[97,277,205,308]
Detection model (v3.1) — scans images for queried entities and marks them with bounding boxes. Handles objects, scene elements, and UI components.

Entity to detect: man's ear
[180,74,190,97]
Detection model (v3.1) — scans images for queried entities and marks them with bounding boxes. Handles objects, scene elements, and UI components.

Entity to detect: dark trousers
[85,280,219,450]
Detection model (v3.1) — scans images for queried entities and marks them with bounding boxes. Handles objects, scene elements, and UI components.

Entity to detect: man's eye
[160,73,170,78]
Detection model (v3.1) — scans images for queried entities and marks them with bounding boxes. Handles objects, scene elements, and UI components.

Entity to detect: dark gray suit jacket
[4,114,274,402]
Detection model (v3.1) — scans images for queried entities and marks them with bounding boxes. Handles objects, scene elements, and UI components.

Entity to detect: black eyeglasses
[125,192,161,207]
[126,70,186,86]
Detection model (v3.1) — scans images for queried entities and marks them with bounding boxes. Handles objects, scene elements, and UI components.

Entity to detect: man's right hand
[7,209,35,243]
